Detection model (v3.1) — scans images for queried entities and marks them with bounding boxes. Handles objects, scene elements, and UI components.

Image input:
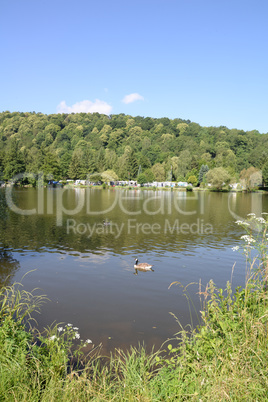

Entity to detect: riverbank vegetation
[0,214,268,400]
[0,111,268,189]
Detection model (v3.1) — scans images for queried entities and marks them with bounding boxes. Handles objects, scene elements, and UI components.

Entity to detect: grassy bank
[0,216,268,400]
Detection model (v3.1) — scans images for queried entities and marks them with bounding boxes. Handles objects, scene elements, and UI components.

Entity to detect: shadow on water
[0,190,21,286]
[0,249,20,287]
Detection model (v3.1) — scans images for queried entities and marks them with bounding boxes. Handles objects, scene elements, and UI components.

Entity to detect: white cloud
[122,93,144,104]
[57,99,112,115]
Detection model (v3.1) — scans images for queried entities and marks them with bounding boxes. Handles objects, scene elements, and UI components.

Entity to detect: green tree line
[0,111,268,185]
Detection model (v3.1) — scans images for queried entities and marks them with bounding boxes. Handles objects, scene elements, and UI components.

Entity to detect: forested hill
[0,111,268,183]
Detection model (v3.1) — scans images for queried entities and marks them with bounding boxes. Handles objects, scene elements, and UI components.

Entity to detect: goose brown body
[134,259,153,270]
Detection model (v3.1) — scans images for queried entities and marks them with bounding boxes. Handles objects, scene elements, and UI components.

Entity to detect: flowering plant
[37,322,93,375]
[233,213,268,286]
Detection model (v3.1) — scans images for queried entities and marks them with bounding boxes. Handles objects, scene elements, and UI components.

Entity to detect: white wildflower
[235,220,249,226]
[261,212,268,215]
[58,327,63,332]
[49,335,57,341]
[67,323,72,327]
[240,235,256,243]
[83,339,92,347]
[73,327,79,330]
[232,246,239,251]
[247,213,256,216]
[256,217,266,223]
[74,333,80,339]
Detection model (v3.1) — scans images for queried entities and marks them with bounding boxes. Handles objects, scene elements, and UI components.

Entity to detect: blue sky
[1,0,268,133]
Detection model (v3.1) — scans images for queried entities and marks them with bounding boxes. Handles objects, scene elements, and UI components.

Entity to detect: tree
[84,148,97,173]
[74,139,88,150]
[44,123,60,140]
[104,149,117,170]
[187,175,198,187]
[60,152,72,178]
[127,150,139,179]
[176,122,188,136]
[26,146,43,173]
[140,117,155,131]
[0,150,4,180]
[99,124,112,146]
[88,172,102,183]
[68,149,87,179]
[240,167,262,190]
[143,168,155,183]
[107,129,124,150]
[4,140,25,180]
[139,154,151,169]
[151,163,165,182]
[141,137,151,151]
[44,133,53,147]
[175,150,192,178]
[137,173,148,185]
[116,154,128,180]
[101,170,118,183]
[94,148,105,172]
[262,162,268,186]
[198,165,209,184]
[42,151,61,180]
[206,167,231,190]
[200,153,212,165]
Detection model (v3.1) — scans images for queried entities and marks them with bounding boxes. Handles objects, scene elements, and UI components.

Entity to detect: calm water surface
[0,188,267,353]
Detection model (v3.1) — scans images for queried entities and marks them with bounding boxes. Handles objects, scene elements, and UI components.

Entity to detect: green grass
[1,215,268,400]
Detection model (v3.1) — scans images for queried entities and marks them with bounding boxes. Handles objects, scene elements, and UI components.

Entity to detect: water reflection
[134,267,154,275]
[2,188,266,254]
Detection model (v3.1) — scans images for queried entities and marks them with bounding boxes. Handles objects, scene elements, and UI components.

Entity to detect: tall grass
[0,214,268,400]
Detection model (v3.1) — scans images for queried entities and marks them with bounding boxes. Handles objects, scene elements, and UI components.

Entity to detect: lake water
[0,187,267,353]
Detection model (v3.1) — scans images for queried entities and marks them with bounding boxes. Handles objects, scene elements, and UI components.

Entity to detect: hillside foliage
[0,111,268,184]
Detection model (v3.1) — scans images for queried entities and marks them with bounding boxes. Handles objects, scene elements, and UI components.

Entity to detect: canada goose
[134,259,154,271]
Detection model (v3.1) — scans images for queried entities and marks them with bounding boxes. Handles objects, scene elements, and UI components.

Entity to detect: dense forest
[0,111,268,186]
